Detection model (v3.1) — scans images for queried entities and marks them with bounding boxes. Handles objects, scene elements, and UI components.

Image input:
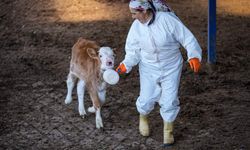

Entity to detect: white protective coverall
[122,12,202,122]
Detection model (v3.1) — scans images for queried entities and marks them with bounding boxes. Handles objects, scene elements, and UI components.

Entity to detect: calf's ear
[87,48,98,59]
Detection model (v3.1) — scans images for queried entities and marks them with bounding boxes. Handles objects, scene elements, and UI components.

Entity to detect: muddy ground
[0,0,249,149]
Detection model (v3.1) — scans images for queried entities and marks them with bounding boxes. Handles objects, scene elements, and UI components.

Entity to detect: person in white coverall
[116,0,202,147]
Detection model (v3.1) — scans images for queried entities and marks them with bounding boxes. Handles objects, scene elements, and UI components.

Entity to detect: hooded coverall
[122,12,202,122]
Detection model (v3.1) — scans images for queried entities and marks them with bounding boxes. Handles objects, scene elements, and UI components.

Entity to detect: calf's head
[98,47,115,71]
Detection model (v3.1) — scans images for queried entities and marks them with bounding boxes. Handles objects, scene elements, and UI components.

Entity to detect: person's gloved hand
[189,58,201,73]
[116,63,127,74]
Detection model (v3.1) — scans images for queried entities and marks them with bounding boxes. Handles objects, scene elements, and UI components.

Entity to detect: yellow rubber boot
[163,121,174,147]
[139,115,149,136]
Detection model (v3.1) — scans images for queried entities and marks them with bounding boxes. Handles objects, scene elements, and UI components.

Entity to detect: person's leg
[159,66,182,146]
[159,79,180,122]
[136,72,161,115]
[136,66,161,136]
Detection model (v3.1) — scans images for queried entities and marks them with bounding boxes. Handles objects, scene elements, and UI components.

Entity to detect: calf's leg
[95,108,103,129]
[65,73,77,104]
[89,87,103,128]
[77,80,87,117]
[88,89,106,113]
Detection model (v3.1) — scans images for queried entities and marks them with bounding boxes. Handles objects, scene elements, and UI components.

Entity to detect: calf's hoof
[79,109,87,118]
[88,106,96,113]
[65,97,72,104]
[96,118,103,129]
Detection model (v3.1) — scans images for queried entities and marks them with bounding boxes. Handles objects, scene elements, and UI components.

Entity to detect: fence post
[208,0,216,64]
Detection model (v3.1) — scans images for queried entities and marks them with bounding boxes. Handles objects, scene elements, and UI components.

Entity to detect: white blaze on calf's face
[99,47,115,70]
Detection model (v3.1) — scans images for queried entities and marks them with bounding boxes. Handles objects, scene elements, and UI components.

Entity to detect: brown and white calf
[65,38,115,129]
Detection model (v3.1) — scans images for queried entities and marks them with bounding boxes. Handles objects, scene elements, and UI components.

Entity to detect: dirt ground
[0,0,249,149]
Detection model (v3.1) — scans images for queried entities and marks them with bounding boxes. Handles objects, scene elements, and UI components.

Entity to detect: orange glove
[189,58,201,73]
[116,63,127,74]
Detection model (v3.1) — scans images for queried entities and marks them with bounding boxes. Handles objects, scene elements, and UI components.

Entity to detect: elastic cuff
[122,62,132,73]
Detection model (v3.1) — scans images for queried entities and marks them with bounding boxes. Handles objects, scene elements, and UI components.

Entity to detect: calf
[65,38,115,129]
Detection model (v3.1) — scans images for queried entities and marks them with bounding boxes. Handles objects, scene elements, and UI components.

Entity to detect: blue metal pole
[208,0,216,64]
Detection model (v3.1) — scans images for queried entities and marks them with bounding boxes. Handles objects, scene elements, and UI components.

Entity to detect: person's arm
[165,14,202,72]
[116,22,141,74]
